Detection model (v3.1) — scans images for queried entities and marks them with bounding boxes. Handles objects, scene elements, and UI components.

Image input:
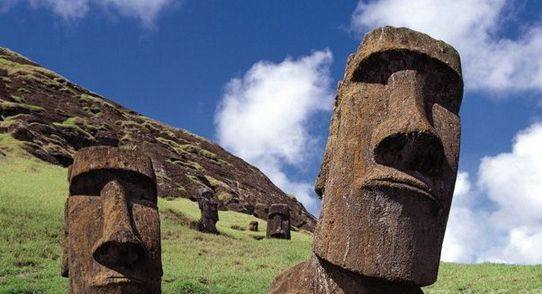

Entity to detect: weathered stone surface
[270,255,422,294]
[0,47,316,232]
[248,221,259,232]
[266,204,291,240]
[270,26,463,292]
[62,146,162,293]
[196,189,219,234]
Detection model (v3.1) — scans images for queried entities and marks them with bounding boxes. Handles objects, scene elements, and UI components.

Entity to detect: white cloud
[101,0,175,26]
[27,0,90,19]
[3,0,176,27]
[441,205,487,263]
[441,123,542,264]
[479,123,542,228]
[484,227,542,264]
[351,0,542,92]
[215,50,334,214]
[442,172,492,263]
[478,123,542,263]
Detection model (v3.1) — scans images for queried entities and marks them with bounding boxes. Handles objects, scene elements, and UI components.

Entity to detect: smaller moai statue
[248,221,259,232]
[62,146,162,293]
[196,189,219,234]
[266,204,291,239]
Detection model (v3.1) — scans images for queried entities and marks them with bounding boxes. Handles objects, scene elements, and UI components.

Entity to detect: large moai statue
[269,26,463,293]
[62,146,162,293]
[266,204,291,240]
[196,189,219,234]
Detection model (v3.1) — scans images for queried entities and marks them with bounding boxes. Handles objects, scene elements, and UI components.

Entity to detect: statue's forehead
[69,169,157,197]
[345,26,462,81]
[68,146,157,197]
[269,204,290,216]
[69,146,155,182]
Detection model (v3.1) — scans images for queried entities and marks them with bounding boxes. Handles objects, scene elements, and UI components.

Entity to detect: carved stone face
[62,147,162,293]
[266,204,291,240]
[313,27,463,286]
[201,200,219,222]
[248,221,259,232]
[197,191,219,234]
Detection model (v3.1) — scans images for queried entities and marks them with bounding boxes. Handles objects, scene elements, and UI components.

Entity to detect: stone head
[266,204,291,239]
[313,27,463,286]
[200,188,214,200]
[198,189,218,221]
[62,146,162,293]
[248,220,259,232]
[196,188,219,234]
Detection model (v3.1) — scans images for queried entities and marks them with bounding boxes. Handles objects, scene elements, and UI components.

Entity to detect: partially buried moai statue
[269,26,463,293]
[62,146,162,293]
[266,204,291,240]
[196,189,219,234]
[248,221,259,232]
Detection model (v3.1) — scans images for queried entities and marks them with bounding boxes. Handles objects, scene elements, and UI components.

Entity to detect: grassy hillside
[0,47,317,232]
[1,133,541,293]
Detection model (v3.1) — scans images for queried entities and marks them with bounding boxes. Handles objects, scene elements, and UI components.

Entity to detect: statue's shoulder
[268,260,313,294]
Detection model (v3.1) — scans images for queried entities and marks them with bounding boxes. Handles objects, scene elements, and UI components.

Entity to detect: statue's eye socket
[351,50,461,87]
[351,49,463,114]
[129,186,157,205]
[69,169,157,200]
[130,195,157,207]
[351,50,425,84]
[424,72,462,115]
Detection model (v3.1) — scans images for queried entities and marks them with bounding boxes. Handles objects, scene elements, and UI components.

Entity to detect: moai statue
[248,221,259,232]
[270,26,463,293]
[196,189,219,234]
[266,204,291,240]
[62,146,162,293]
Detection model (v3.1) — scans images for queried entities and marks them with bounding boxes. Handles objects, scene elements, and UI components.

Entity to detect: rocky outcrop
[0,47,316,231]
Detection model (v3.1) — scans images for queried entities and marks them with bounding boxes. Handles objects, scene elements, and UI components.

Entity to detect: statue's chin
[315,186,445,286]
[90,278,153,294]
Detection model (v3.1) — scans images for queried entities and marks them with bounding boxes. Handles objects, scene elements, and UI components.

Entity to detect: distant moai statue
[269,26,464,293]
[266,204,291,240]
[196,189,219,234]
[248,221,259,232]
[62,146,162,293]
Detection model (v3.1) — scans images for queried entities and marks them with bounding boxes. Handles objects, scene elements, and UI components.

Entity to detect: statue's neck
[310,255,423,294]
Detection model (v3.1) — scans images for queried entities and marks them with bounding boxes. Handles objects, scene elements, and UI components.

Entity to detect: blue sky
[1,0,542,264]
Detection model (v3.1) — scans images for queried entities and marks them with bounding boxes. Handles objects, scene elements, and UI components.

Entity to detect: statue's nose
[374,131,444,177]
[371,70,445,177]
[92,180,146,269]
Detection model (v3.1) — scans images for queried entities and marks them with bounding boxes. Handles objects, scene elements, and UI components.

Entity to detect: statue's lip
[362,176,439,208]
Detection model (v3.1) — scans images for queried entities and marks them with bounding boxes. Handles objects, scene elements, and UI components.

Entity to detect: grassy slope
[0,133,541,293]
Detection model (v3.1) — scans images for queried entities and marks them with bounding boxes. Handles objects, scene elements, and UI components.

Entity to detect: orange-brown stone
[62,146,162,293]
[270,26,464,293]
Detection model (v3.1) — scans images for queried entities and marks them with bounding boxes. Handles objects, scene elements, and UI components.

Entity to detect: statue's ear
[314,94,341,199]
[61,198,69,278]
[314,161,327,198]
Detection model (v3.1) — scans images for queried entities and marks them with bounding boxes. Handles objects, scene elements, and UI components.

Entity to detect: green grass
[52,117,99,140]
[0,100,44,114]
[426,262,542,293]
[0,134,67,293]
[159,199,311,293]
[10,95,24,103]
[155,137,227,167]
[0,133,541,293]
[0,134,311,293]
